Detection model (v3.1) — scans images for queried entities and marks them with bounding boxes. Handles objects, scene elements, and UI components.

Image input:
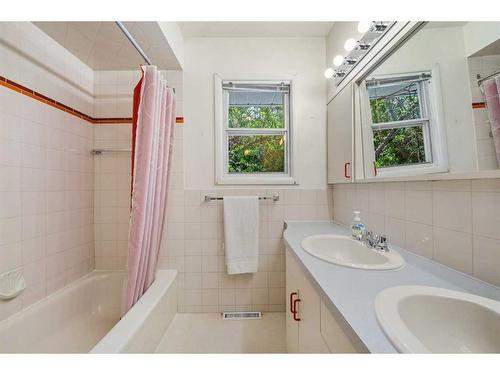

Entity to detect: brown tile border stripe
[472,102,486,109]
[0,75,184,125]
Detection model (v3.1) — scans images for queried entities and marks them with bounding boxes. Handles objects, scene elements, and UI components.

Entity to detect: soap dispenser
[351,211,365,241]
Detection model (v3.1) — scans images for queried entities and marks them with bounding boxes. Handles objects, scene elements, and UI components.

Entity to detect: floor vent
[222,311,262,320]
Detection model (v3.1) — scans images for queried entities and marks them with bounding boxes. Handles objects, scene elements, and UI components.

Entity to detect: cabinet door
[320,298,368,353]
[297,271,329,353]
[285,249,300,353]
[327,84,353,184]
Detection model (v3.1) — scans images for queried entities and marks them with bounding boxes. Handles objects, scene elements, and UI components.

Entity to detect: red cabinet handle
[289,292,298,313]
[344,162,351,179]
[293,298,301,321]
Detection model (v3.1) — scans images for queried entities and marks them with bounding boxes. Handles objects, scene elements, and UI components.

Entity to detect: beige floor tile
[155,312,286,353]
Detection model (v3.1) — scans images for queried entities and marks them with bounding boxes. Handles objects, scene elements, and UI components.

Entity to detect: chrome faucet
[361,230,389,252]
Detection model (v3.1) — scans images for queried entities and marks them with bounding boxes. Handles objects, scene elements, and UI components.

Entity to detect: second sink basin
[300,234,404,270]
[375,285,500,353]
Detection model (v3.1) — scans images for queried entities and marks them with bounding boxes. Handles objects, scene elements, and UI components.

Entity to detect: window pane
[227,90,285,128]
[368,81,421,123]
[373,125,428,168]
[228,135,285,173]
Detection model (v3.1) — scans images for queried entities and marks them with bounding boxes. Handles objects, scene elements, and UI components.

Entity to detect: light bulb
[357,21,372,34]
[344,38,357,52]
[324,68,334,79]
[333,55,344,67]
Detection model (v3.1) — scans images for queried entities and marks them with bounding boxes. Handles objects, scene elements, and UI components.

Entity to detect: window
[360,71,448,177]
[215,78,294,184]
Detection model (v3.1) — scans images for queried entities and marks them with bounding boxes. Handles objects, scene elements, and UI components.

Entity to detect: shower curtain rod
[115,21,153,66]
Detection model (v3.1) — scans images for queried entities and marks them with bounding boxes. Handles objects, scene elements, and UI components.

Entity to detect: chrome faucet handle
[364,230,373,241]
[375,235,389,252]
[363,230,376,247]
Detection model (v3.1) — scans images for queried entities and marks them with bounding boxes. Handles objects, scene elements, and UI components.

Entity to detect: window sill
[216,175,297,185]
[368,164,448,179]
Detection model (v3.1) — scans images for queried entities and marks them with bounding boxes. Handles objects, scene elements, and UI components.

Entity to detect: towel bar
[204,195,279,202]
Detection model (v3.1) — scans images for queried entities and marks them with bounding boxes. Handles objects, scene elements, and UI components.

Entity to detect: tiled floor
[155,312,286,353]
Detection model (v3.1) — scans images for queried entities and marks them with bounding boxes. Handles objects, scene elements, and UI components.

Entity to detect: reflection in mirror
[355,22,500,179]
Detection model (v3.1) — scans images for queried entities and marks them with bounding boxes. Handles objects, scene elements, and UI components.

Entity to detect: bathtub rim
[0,269,124,326]
[90,269,177,353]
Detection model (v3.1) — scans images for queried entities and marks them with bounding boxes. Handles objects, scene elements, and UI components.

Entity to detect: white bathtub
[0,269,177,353]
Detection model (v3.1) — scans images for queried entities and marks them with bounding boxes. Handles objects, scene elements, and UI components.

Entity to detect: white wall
[183,37,327,189]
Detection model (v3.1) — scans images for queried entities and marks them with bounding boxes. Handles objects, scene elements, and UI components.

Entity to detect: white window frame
[360,68,448,178]
[214,75,295,185]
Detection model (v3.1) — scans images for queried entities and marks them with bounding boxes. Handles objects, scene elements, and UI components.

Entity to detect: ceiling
[34,22,182,71]
[178,22,334,38]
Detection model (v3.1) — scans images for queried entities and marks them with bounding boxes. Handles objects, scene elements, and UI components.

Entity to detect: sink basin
[300,234,404,270]
[375,285,500,353]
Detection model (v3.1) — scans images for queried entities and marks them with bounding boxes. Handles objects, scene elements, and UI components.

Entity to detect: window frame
[214,75,295,185]
[360,69,449,178]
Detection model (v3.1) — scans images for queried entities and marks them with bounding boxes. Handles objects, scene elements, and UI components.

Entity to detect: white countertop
[283,221,500,353]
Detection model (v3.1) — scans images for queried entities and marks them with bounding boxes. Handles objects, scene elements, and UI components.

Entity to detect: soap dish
[0,268,26,300]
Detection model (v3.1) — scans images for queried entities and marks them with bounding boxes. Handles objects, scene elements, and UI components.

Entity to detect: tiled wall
[0,22,95,320]
[0,85,94,320]
[468,54,500,170]
[93,124,133,269]
[94,70,141,118]
[160,187,333,313]
[0,22,94,115]
[333,179,500,287]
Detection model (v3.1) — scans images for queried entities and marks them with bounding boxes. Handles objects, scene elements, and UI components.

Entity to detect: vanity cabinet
[327,84,354,184]
[286,247,329,353]
[286,247,367,353]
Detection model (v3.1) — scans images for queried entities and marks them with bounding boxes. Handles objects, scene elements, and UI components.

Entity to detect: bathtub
[0,269,177,353]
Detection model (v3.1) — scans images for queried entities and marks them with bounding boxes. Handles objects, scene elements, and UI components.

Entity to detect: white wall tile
[472,192,500,240]
[405,190,433,224]
[473,235,500,286]
[333,179,500,287]
[433,227,473,274]
[433,191,472,233]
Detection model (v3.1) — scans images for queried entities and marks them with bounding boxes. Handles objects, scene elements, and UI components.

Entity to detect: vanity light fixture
[344,38,357,52]
[324,68,335,79]
[373,22,389,32]
[333,54,344,67]
[324,22,393,82]
[328,21,394,84]
[356,41,371,50]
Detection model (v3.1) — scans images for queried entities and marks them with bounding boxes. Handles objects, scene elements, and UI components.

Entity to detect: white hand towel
[223,196,259,274]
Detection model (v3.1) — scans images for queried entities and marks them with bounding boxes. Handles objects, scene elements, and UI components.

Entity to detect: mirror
[355,22,500,179]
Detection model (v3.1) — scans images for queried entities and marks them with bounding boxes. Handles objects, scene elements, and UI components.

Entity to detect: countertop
[283,221,500,353]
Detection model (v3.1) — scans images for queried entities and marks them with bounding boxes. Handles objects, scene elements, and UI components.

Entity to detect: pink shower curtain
[483,77,500,166]
[122,65,175,315]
